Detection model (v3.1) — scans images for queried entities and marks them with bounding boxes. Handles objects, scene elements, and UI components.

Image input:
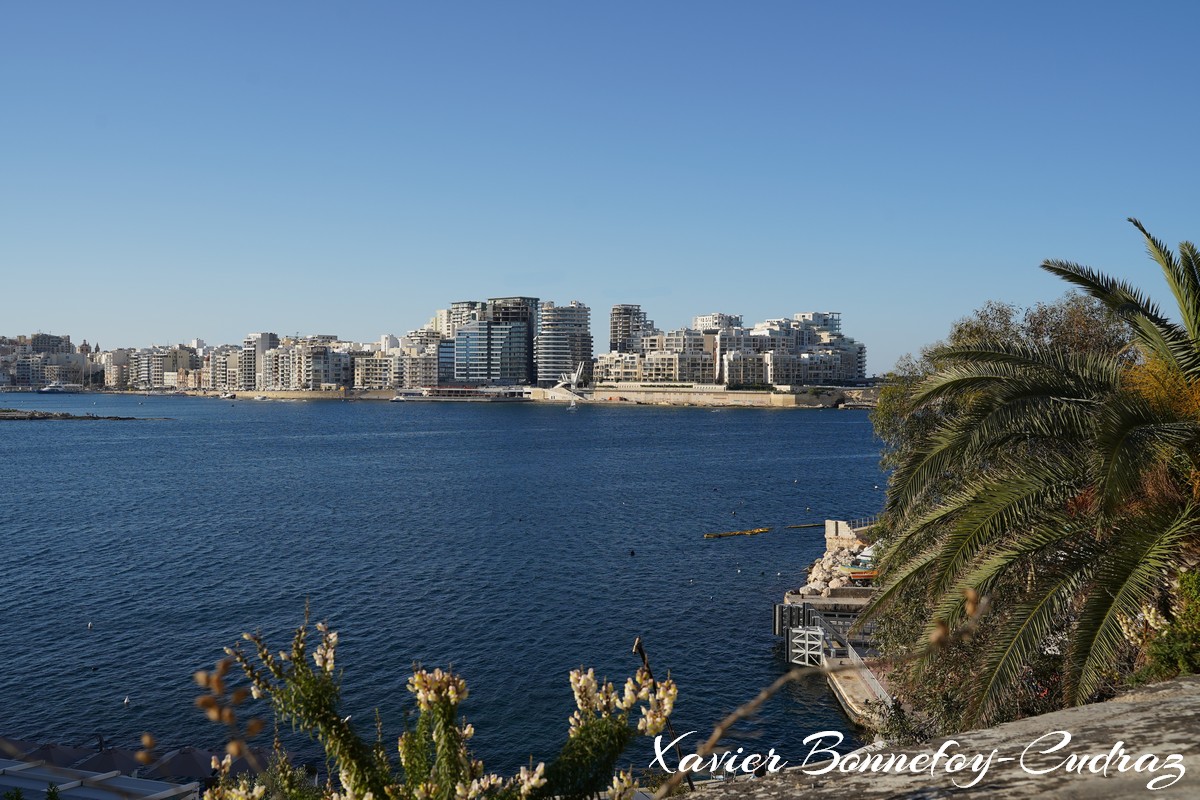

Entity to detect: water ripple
[0,395,884,770]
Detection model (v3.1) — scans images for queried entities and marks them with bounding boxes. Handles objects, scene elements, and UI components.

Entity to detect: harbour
[0,394,883,773]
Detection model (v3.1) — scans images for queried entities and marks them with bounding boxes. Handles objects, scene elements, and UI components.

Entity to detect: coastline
[776,520,891,729]
[29,385,879,409]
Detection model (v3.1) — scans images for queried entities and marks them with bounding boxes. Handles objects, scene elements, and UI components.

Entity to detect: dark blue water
[0,394,883,773]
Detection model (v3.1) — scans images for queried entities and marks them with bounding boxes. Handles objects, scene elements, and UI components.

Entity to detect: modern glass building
[453,320,531,385]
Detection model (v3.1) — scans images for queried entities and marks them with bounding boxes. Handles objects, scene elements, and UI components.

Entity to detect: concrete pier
[775,519,889,728]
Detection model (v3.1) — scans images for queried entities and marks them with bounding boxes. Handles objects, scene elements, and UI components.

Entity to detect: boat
[219,392,237,400]
[37,382,84,394]
[566,397,578,412]
[389,395,406,402]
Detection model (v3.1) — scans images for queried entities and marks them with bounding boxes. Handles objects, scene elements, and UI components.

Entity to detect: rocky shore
[0,408,146,421]
[796,542,869,597]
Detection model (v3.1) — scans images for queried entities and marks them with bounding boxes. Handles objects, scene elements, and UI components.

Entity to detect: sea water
[0,394,882,771]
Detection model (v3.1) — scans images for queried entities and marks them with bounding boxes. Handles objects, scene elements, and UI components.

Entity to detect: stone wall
[690,675,1200,798]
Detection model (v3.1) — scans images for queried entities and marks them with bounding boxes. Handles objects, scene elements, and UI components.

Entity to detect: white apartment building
[593,352,643,383]
[262,347,296,390]
[721,351,768,386]
[692,313,743,332]
[353,353,404,389]
[535,300,593,386]
[641,351,717,383]
[241,332,280,391]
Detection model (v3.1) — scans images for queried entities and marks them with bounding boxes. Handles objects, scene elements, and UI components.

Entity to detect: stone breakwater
[798,542,868,597]
[0,408,145,421]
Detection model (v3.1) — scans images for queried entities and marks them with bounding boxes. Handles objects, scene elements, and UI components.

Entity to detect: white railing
[845,636,893,705]
[806,608,892,706]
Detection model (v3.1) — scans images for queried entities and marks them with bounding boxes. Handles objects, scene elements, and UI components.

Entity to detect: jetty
[774,518,890,727]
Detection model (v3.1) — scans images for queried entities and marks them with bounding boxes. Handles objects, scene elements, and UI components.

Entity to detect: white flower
[515,763,546,798]
[608,769,636,800]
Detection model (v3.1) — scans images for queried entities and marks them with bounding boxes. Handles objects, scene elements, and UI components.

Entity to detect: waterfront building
[641,351,681,382]
[485,296,539,383]
[609,304,659,354]
[267,338,365,390]
[678,352,717,383]
[13,353,45,387]
[224,350,241,391]
[764,351,841,386]
[593,351,642,383]
[708,314,867,383]
[436,340,455,385]
[296,342,333,389]
[124,346,197,390]
[534,300,593,386]
[353,352,404,389]
[392,328,444,389]
[261,346,294,390]
[199,345,238,391]
[400,349,440,389]
[241,332,280,391]
[793,313,866,379]
[721,351,769,386]
[100,349,132,389]
[453,319,530,385]
[631,327,716,383]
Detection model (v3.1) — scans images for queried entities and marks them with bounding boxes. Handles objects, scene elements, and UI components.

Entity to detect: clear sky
[4,1,1199,372]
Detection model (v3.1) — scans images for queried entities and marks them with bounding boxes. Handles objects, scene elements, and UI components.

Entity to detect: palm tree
[866,219,1200,729]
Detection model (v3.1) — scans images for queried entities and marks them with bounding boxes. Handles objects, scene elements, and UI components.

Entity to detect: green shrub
[200,614,676,800]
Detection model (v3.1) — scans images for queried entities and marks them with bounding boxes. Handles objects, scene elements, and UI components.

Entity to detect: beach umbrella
[0,737,38,760]
[75,748,143,775]
[147,747,220,780]
[20,743,93,768]
[227,747,270,777]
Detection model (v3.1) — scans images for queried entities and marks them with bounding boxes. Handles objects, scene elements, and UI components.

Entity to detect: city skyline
[5,3,1200,372]
[1,300,867,393]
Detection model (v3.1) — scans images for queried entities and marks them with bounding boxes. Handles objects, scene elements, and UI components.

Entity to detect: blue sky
[4,1,1199,372]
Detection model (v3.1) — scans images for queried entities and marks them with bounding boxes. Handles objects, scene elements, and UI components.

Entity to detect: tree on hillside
[865,220,1200,734]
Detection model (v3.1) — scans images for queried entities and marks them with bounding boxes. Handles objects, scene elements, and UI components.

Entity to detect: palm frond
[1042,258,1200,374]
[965,566,1091,727]
[1065,505,1200,703]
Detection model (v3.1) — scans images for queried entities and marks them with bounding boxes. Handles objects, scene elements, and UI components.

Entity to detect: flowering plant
[200,612,676,800]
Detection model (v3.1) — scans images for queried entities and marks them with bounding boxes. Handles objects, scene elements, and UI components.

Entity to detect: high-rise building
[30,333,73,354]
[447,301,486,337]
[535,300,593,386]
[453,320,531,385]
[241,332,280,391]
[609,304,657,353]
[485,297,539,383]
